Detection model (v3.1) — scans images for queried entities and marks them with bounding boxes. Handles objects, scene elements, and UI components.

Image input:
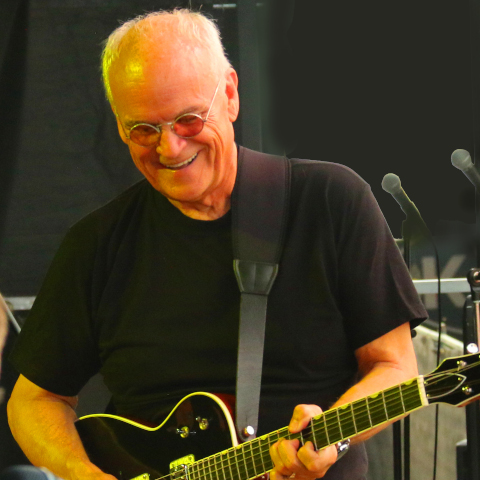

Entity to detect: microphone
[0,467,64,480]
[451,149,480,190]
[381,173,430,236]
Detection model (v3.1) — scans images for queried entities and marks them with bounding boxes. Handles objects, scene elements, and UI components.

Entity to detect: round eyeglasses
[118,79,221,147]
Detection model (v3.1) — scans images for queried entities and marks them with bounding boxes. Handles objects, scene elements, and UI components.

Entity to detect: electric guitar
[75,353,480,480]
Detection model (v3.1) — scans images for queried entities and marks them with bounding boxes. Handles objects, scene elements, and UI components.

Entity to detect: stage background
[0,1,476,478]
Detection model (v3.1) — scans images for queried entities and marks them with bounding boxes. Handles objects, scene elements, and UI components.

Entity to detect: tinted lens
[173,114,205,137]
[130,124,161,146]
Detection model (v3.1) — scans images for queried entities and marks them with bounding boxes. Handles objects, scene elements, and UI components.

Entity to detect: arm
[8,375,115,480]
[269,322,418,480]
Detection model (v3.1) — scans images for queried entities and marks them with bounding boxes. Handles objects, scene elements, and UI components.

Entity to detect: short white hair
[101,8,232,104]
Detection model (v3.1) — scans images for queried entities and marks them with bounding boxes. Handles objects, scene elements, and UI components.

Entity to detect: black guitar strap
[232,145,291,441]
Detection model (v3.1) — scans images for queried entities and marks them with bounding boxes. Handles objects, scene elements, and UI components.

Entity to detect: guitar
[75,353,480,480]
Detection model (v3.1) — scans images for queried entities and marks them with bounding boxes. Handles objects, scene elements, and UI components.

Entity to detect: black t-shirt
[10,156,427,478]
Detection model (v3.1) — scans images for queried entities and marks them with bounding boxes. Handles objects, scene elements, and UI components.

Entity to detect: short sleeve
[9,221,102,396]
[335,182,427,349]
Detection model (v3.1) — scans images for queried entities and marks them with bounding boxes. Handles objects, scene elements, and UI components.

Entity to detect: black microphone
[0,467,64,480]
[381,173,430,236]
[451,149,480,190]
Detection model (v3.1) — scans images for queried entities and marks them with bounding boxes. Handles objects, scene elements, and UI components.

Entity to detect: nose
[155,127,186,158]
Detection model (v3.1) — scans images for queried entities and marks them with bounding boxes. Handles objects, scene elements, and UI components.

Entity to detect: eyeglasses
[118,79,221,147]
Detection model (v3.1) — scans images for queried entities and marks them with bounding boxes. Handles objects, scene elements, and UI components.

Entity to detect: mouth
[160,153,198,170]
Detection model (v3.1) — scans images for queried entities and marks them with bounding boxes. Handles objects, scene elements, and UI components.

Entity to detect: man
[7,9,426,480]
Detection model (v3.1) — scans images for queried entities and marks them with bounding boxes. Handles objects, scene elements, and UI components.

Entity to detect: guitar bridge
[170,454,195,480]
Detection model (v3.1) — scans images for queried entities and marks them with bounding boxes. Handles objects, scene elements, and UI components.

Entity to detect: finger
[270,439,302,476]
[289,404,323,433]
[297,443,338,477]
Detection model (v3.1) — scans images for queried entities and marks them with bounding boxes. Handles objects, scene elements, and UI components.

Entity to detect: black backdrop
[0,0,475,297]
[0,0,477,474]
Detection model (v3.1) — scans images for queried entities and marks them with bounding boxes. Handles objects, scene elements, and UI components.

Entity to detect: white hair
[101,8,231,104]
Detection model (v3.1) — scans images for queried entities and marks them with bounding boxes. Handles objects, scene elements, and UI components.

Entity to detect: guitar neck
[185,377,427,480]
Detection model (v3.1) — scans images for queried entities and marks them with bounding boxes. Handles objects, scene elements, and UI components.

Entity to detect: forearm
[331,323,419,443]
[331,361,417,442]
[8,376,108,480]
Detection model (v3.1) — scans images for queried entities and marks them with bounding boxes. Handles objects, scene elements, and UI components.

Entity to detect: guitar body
[76,392,238,480]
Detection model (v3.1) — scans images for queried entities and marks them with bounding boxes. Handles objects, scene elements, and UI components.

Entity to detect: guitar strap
[232,145,291,441]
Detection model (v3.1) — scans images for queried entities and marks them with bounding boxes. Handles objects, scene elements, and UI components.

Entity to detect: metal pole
[236,0,262,151]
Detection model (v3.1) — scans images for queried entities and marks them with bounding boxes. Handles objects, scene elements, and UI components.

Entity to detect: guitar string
[172,382,424,480]
[153,384,423,480]
[169,382,424,480]
[149,368,476,480]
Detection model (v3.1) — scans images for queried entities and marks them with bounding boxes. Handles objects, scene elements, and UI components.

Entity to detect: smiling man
[7,9,426,480]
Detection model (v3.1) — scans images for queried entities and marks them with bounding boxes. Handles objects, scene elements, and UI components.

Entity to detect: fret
[352,398,372,432]
[249,441,258,477]
[399,384,406,414]
[190,462,200,480]
[232,445,246,480]
[231,446,243,480]
[337,404,356,438]
[365,397,373,428]
[350,403,358,434]
[335,409,343,439]
[228,450,238,480]
[385,386,405,419]
[206,456,215,480]
[241,442,255,480]
[218,452,228,480]
[324,410,342,444]
[367,392,388,426]
[310,418,319,450]
[322,413,330,446]
[299,428,305,446]
[402,380,423,412]
[258,434,273,473]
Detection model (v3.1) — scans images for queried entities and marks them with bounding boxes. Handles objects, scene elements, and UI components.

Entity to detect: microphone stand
[382,174,434,480]
[393,218,415,480]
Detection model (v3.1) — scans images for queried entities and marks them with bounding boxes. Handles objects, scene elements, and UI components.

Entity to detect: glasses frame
[117,79,222,148]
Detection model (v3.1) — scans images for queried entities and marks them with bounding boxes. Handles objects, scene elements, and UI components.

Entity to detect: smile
[160,153,198,170]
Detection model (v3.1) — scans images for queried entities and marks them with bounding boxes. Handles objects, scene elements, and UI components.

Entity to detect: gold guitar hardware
[195,417,209,430]
[176,426,190,438]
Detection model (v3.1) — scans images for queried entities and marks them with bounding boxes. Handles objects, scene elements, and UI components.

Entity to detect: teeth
[162,153,198,170]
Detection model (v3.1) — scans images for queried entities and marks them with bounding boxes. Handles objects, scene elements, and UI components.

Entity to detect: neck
[169,197,232,221]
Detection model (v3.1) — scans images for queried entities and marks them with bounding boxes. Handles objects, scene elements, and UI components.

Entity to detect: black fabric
[9,157,427,480]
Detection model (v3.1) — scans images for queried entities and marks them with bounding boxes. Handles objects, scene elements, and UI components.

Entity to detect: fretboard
[182,377,426,480]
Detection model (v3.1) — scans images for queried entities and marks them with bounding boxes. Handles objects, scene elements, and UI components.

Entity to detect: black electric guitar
[75,353,480,480]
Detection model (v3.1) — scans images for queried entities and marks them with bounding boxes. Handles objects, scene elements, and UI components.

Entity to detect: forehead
[110,39,215,120]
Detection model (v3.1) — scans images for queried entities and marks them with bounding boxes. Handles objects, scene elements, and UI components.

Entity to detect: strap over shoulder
[231,145,291,441]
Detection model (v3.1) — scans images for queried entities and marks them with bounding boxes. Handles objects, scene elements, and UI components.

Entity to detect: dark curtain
[0,0,30,470]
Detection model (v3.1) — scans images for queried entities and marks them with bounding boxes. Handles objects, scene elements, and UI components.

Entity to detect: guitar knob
[462,386,473,396]
[195,417,210,430]
[176,426,191,438]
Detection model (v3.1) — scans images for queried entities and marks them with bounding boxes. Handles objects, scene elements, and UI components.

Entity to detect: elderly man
[7,9,426,480]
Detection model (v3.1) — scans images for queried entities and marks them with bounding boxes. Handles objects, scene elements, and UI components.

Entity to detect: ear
[225,68,239,122]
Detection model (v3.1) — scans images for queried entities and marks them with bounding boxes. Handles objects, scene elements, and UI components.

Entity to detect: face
[110,46,240,218]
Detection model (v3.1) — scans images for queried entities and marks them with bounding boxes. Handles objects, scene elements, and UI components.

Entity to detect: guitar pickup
[170,455,195,480]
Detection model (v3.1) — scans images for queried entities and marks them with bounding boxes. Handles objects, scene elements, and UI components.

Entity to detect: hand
[269,404,337,480]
